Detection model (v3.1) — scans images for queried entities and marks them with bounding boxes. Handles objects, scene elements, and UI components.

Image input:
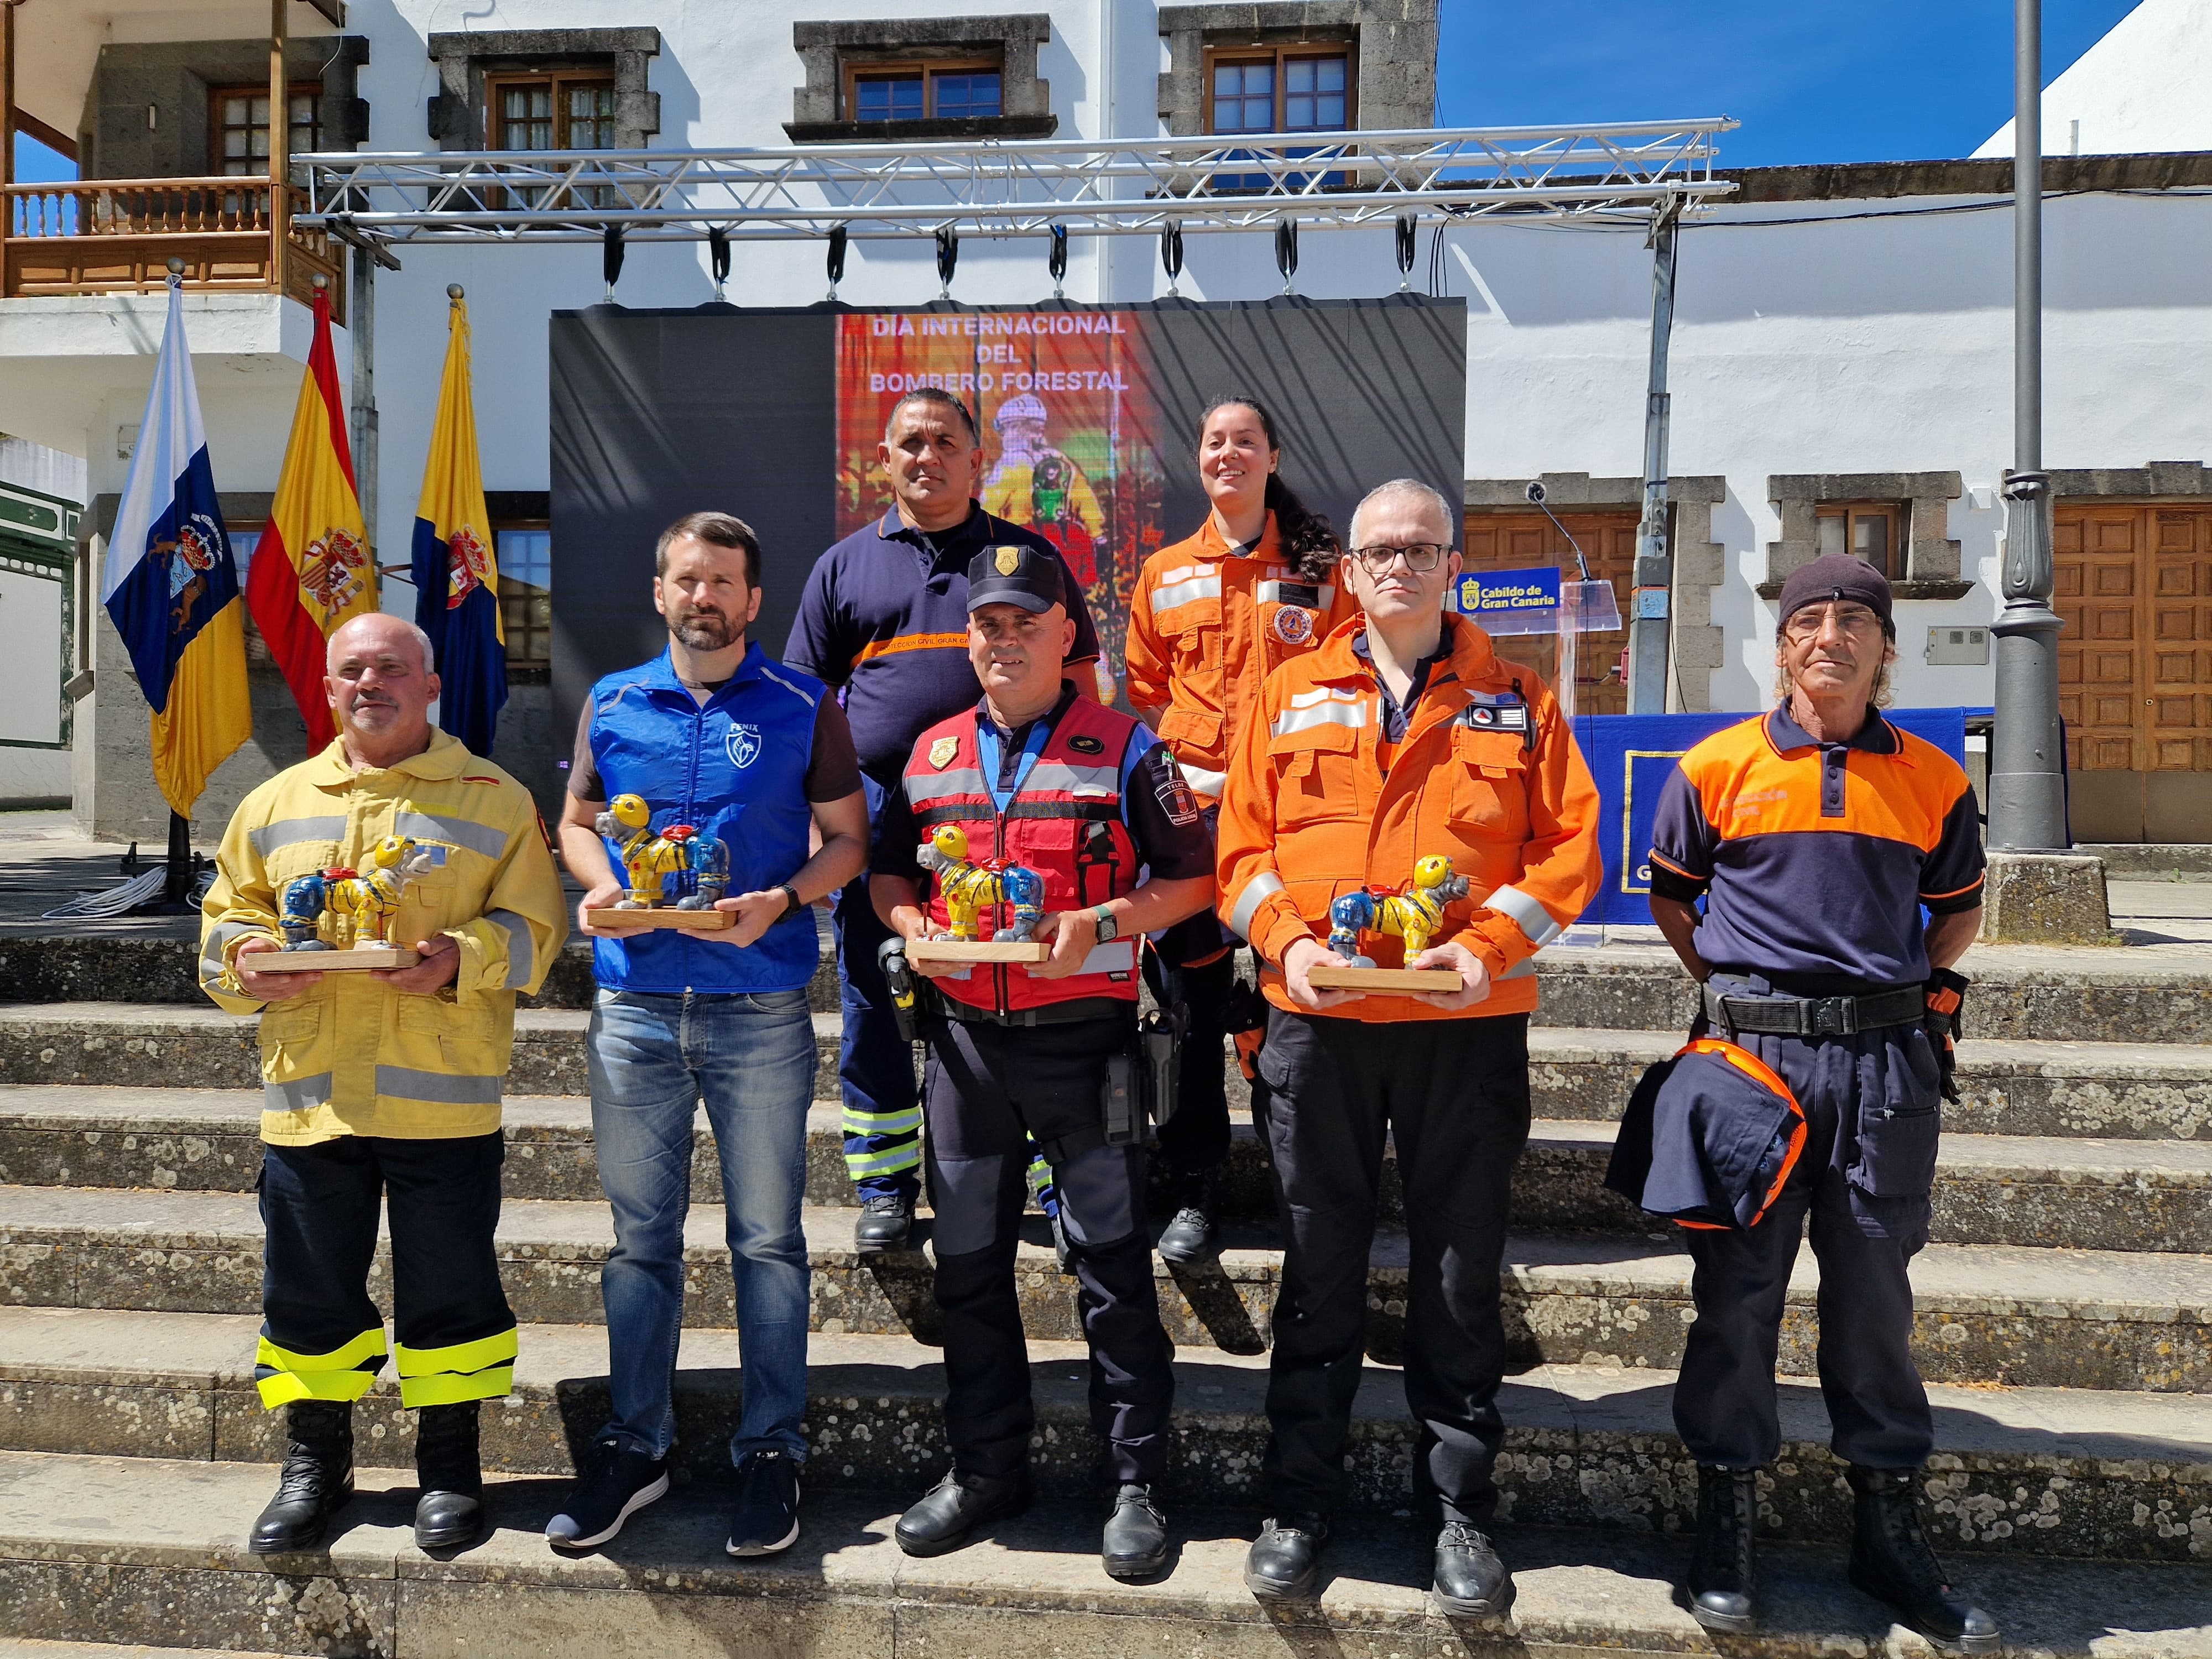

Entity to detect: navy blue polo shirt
[782,503,1102,790]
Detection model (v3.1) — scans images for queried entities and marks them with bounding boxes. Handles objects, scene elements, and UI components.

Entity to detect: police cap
[967,543,1065,615]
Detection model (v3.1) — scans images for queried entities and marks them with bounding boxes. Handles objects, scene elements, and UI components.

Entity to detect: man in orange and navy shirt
[785,388,1103,1251]
[1645,554,1995,1651]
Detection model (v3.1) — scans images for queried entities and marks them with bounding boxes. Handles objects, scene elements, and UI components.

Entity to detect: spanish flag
[410,289,507,756]
[101,275,253,816]
[246,280,376,749]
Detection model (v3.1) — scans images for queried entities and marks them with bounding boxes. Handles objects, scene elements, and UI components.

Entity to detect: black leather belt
[929,996,1131,1030]
[1702,982,1924,1037]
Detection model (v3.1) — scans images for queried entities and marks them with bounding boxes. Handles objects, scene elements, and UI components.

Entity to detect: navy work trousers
[1255,1008,1531,1526]
[1674,983,1943,1471]
[921,1013,1175,1486]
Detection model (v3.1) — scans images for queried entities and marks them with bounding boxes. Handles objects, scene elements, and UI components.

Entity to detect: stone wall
[81,38,367,180]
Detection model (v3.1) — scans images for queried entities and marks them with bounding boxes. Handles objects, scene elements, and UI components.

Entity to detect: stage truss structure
[295,119,1738,246]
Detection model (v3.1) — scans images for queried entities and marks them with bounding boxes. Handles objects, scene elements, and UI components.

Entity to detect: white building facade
[3,0,2206,841]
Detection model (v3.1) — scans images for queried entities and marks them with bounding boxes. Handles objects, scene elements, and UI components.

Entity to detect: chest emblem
[727,723,763,769]
[930,735,961,770]
[1272,606,1315,646]
[994,546,1021,575]
[1458,701,1529,732]
[1067,734,1104,755]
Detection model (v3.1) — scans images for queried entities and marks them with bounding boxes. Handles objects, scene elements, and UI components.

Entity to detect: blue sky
[9,2,2145,179]
[1436,0,2141,166]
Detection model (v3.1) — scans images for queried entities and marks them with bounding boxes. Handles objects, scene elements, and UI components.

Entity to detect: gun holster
[877,936,924,1047]
[1140,1003,1187,1133]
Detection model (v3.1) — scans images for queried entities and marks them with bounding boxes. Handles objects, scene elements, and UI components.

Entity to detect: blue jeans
[587,987,815,1464]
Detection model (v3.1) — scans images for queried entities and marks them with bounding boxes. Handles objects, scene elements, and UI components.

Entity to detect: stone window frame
[427,29,661,153]
[786,17,1055,144]
[2044,460,2211,500]
[1461,473,1728,713]
[1760,472,1970,600]
[1158,2,1437,139]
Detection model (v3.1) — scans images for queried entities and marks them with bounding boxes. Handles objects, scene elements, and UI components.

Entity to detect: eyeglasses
[1349,542,1451,574]
[1782,603,1881,640]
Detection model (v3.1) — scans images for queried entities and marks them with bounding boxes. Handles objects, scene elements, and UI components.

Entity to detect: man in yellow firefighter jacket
[200,612,567,1553]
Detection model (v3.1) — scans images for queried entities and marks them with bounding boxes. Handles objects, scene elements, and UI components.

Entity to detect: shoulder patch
[1067,734,1105,755]
[928,735,961,770]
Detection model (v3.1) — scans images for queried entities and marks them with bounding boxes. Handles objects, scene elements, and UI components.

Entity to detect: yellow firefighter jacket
[199,731,568,1146]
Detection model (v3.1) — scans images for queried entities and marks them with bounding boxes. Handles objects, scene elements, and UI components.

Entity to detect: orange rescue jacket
[1123,512,1360,804]
[1216,612,1603,1022]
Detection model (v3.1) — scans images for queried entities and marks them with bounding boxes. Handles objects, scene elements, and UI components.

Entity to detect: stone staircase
[1,932,2208,1657]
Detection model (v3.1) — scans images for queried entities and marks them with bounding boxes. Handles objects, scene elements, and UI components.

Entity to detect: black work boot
[894,1469,1031,1557]
[1686,1465,1759,1634]
[249,1400,355,1554]
[1846,1465,2000,1654]
[1101,1483,1169,1579]
[1432,1522,1515,1618]
[413,1400,487,1551]
[1244,1512,1329,1600]
[1155,1167,1220,1265]
[854,1191,915,1254]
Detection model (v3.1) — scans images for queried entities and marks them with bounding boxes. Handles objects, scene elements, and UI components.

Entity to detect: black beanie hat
[1777,554,1892,629]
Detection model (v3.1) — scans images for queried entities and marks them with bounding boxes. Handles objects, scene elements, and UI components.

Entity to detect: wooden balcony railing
[1,176,344,322]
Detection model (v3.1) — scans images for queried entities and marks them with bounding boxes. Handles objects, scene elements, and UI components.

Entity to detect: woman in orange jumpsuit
[1123,396,1358,1259]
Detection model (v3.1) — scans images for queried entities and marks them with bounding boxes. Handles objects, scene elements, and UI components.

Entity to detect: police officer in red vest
[872,544,1215,1579]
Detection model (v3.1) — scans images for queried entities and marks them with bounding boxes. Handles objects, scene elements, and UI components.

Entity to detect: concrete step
[5,1188,2208,1391]
[5,1071,2208,1252]
[1,1316,2209,1565]
[7,931,2211,1044]
[7,1455,2209,1659]
[6,1005,2208,1142]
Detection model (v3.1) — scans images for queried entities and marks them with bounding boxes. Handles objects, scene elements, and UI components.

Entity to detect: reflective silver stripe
[1271,700,1367,737]
[393,812,509,861]
[905,767,990,806]
[375,1066,503,1105]
[248,817,347,859]
[264,1073,333,1113]
[1180,764,1228,799]
[1483,884,1563,948]
[1150,567,1220,611]
[1256,581,1336,608]
[1227,871,1284,941]
[200,920,259,984]
[1076,939,1138,974]
[755,661,819,708]
[487,909,534,990]
[1025,760,1120,796]
[1500,957,1536,980]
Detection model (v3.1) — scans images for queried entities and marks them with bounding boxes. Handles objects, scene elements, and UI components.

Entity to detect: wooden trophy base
[907,936,1052,967]
[1307,964,1461,995]
[586,906,733,931]
[257,945,420,973]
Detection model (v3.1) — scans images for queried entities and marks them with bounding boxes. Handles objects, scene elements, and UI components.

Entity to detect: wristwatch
[1090,903,1118,944]
[776,884,802,921]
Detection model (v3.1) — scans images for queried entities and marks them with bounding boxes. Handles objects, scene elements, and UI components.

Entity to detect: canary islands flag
[246,279,375,750]
[102,275,252,818]
[411,290,506,755]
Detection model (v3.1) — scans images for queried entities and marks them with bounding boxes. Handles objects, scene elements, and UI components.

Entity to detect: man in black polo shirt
[1645,555,1995,1652]
[785,387,1105,1251]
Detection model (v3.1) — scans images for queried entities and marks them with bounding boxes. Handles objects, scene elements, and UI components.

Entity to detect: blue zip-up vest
[586,643,824,994]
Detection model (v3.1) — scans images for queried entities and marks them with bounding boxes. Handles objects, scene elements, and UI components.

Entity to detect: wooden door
[1459,509,1639,716]
[2054,504,2212,774]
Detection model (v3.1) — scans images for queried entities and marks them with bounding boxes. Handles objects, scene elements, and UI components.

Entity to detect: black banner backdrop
[549,296,1467,747]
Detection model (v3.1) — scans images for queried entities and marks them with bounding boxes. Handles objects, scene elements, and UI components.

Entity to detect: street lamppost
[1985,0,2111,940]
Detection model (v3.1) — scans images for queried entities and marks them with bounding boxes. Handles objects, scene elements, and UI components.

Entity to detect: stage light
[936,225,958,300]
[827,225,847,301]
[1396,213,1417,292]
[602,224,624,304]
[1048,223,1068,300]
[1160,220,1183,298]
[709,228,731,300]
[1275,219,1298,296]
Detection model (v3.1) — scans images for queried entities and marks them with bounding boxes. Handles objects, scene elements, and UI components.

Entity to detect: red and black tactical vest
[900,696,1144,1013]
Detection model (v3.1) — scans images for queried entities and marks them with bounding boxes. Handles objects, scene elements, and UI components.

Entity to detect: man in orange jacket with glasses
[1215,478,1601,1618]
